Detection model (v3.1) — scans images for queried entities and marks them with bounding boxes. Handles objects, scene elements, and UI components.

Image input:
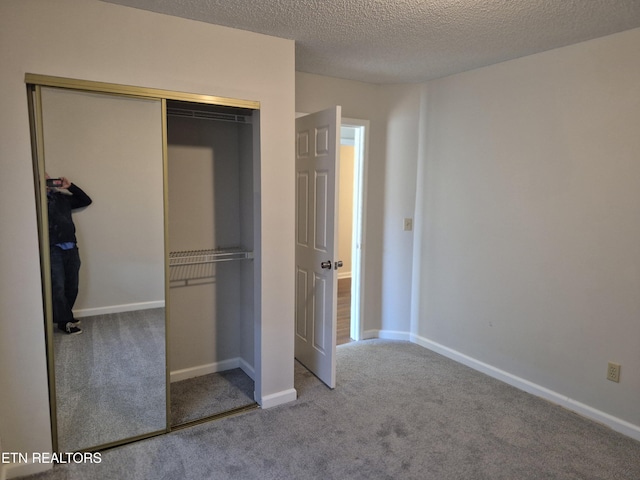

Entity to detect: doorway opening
[338,119,368,345]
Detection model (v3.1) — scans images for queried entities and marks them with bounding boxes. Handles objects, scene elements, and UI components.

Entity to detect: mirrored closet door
[28,75,261,452]
[30,84,167,452]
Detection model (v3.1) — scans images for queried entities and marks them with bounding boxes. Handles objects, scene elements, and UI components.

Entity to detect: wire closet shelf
[169,248,253,286]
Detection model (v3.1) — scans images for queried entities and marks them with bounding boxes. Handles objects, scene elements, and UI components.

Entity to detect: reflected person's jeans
[50,246,81,329]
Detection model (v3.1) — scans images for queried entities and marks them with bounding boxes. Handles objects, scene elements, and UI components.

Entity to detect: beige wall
[297,76,423,337]
[0,1,294,477]
[417,28,640,434]
[379,84,424,335]
[296,72,393,337]
[338,144,354,277]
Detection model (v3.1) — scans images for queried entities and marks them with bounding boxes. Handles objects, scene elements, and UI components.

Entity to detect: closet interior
[166,99,258,426]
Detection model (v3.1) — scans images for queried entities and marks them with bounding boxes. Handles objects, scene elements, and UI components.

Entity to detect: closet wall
[167,103,255,380]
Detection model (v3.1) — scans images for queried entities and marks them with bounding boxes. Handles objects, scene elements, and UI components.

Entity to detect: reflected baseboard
[170,357,254,383]
[73,301,165,318]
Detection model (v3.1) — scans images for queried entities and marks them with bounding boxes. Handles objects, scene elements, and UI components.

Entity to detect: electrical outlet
[607,362,621,383]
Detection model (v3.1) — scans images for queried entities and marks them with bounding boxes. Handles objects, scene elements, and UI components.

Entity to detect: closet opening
[166,99,259,427]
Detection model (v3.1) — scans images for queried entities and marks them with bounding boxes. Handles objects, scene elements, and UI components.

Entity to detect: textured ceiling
[101,0,640,84]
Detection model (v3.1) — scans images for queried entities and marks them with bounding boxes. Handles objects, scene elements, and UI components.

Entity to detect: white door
[295,106,342,388]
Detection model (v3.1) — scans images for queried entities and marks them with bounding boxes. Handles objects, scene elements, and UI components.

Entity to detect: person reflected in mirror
[46,174,92,335]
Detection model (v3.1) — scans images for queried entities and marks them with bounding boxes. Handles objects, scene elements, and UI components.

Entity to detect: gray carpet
[26,340,640,479]
[170,369,255,426]
[53,309,167,452]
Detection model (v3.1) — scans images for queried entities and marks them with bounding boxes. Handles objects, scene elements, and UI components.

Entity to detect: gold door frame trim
[161,98,172,434]
[25,73,260,110]
[27,84,60,451]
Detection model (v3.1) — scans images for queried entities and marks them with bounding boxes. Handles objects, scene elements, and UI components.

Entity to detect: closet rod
[166,107,252,124]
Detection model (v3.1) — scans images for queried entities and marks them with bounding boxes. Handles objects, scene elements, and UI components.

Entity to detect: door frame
[340,118,369,342]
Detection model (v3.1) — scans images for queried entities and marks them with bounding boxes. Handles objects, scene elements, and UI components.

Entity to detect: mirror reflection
[46,174,92,335]
[38,87,167,451]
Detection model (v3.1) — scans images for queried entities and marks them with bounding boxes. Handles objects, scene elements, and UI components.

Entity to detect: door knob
[334,260,343,270]
[321,260,332,269]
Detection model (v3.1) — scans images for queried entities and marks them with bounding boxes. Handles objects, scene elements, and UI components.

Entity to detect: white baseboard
[73,300,165,318]
[363,329,411,341]
[377,329,411,341]
[337,272,352,280]
[172,360,294,408]
[258,388,297,409]
[409,332,640,442]
[361,329,381,340]
[170,357,254,383]
[238,358,255,380]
